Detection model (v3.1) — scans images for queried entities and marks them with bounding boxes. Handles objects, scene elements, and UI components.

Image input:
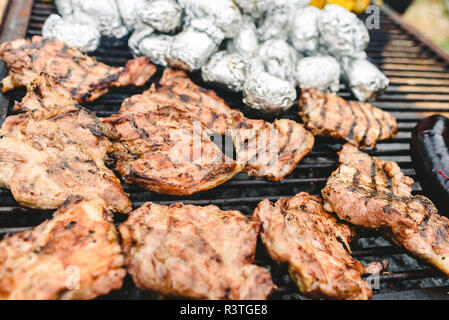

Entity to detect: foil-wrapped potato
[202,51,247,92]
[295,55,341,92]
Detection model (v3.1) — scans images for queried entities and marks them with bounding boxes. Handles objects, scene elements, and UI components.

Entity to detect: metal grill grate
[1,0,449,299]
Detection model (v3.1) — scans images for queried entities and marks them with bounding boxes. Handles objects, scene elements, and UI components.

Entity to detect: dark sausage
[411,115,449,212]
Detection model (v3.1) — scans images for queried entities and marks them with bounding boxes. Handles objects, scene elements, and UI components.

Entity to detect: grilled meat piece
[0,75,131,213]
[158,68,235,135]
[252,192,372,300]
[0,36,156,103]
[232,111,314,181]
[120,68,314,181]
[104,106,241,195]
[299,89,397,149]
[0,196,126,300]
[322,143,449,276]
[119,202,275,300]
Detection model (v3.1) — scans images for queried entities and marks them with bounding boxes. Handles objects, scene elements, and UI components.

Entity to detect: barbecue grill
[1,0,449,300]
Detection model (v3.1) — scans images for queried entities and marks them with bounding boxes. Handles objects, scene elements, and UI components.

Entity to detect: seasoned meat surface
[299,89,397,148]
[0,75,131,213]
[252,192,372,300]
[0,196,126,300]
[120,69,314,181]
[232,111,314,181]
[0,36,156,103]
[119,202,275,300]
[104,106,241,195]
[322,143,449,276]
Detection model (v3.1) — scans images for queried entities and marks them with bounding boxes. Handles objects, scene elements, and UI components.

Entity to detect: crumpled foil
[257,0,309,42]
[70,0,128,40]
[128,26,154,57]
[166,18,224,71]
[55,0,73,17]
[182,0,242,38]
[116,0,150,31]
[226,15,259,58]
[243,58,297,114]
[42,13,101,52]
[295,55,341,92]
[289,5,321,55]
[318,4,370,58]
[341,58,389,102]
[140,0,182,33]
[201,51,247,92]
[258,38,299,85]
[139,34,173,66]
[233,0,270,19]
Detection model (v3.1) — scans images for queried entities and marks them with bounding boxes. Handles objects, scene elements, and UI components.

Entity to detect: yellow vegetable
[326,0,355,11]
[352,0,370,13]
[310,0,326,9]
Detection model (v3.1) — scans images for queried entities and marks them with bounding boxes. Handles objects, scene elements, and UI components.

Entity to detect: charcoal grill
[1,0,449,300]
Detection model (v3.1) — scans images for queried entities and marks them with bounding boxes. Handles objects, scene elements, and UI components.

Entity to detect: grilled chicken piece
[299,89,397,149]
[0,196,126,300]
[104,106,241,195]
[322,143,449,276]
[232,111,314,181]
[158,68,235,135]
[252,192,372,300]
[0,75,131,213]
[119,202,275,300]
[0,36,156,103]
[120,68,314,181]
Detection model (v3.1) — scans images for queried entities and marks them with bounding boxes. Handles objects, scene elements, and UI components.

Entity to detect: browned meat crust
[0,36,156,103]
[104,106,241,195]
[252,192,372,300]
[299,89,397,149]
[119,202,276,300]
[232,111,314,181]
[120,68,314,182]
[0,74,131,213]
[0,196,126,300]
[322,143,449,276]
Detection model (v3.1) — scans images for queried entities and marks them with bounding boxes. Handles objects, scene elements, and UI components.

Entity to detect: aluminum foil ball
[55,0,74,17]
[42,13,101,52]
[140,0,182,33]
[258,38,299,85]
[116,0,150,31]
[226,15,259,58]
[139,34,173,66]
[342,58,389,102]
[290,6,321,55]
[201,51,247,92]
[182,0,242,38]
[166,19,225,71]
[233,0,270,19]
[257,0,310,41]
[243,58,297,114]
[295,56,341,92]
[128,26,155,57]
[318,4,370,58]
[71,0,128,40]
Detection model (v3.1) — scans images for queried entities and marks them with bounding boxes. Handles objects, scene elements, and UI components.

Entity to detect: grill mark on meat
[335,98,344,133]
[346,101,356,140]
[0,36,156,103]
[323,144,449,277]
[119,202,275,299]
[319,96,328,129]
[252,193,372,300]
[299,89,397,148]
[370,161,378,191]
